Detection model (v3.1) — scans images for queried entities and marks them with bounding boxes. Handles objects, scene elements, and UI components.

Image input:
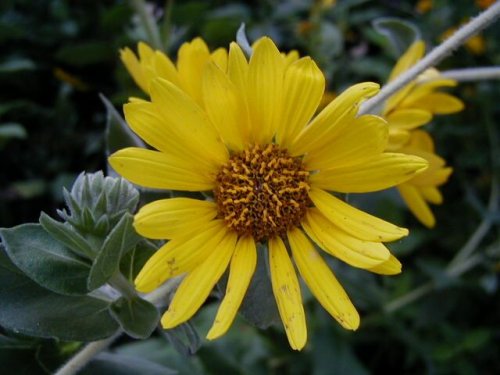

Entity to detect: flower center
[214,144,310,242]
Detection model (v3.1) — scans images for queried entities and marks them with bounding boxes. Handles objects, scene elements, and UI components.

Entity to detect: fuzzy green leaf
[0,224,91,295]
[87,213,140,290]
[109,296,160,339]
[39,212,95,259]
[0,249,118,341]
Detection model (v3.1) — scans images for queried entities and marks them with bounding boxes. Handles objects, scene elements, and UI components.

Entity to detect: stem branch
[360,2,500,115]
[130,0,163,50]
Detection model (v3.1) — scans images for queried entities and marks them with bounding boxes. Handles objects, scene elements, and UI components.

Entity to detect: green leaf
[100,94,145,165]
[55,41,115,66]
[0,224,91,295]
[109,296,160,339]
[39,212,95,259]
[0,249,118,341]
[81,352,177,375]
[237,243,280,329]
[120,240,158,281]
[372,17,421,56]
[87,214,140,290]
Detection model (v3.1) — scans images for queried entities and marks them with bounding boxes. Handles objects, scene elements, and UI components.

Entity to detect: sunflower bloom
[110,37,428,350]
[382,41,462,227]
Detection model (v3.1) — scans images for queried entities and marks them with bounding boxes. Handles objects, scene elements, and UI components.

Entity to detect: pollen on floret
[214,144,310,242]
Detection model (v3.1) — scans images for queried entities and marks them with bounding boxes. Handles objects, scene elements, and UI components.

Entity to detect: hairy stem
[441,67,500,81]
[360,2,500,115]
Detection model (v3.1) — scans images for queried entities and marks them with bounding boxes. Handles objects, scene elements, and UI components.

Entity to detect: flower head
[110,37,427,350]
[382,41,462,227]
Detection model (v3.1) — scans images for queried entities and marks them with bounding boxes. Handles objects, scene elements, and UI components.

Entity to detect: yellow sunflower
[110,37,428,350]
[381,40,462,227]
[383,40,464,150]
[396,130,452,228]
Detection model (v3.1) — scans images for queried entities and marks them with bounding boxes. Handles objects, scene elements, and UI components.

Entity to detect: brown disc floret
[214,144,310,242]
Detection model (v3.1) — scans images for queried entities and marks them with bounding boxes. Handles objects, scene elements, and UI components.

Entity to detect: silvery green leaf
[87,213,140,290]
[0,224,91,295]
[109,296,160,339]
[373,17,421,56]
[39,212,95,259]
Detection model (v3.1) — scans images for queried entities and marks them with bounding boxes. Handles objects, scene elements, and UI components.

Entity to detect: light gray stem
[441,67,500,81]
[360,2,500,115]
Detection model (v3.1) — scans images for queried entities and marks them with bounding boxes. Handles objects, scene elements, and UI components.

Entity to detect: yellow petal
[227,42,249,92]
[304,115,388,170]
[150,78,229,167]
[283,50,300,67]
[311,153,428,193]
[290,82,380,156]
[161,230,237,328]
[368,254,402,275]
[207,236,257,340]
[202,62,248,151]
[269,236,307,350]
[276,57,325,148]
[108,147,215,191]
[398,184,435,228]
[246,37,285,144]
[211,47,228,72]
[288,227,360,330]
[135,220,228,292]
[411,166,452,187]
[386,109,432,130]
[177,37,211,103]
[406,92,464,114]
[388,41,425,82]
[405,129,434,151]
[134,198,218,240]
[153,51,181,87]
[138,41,155,61]
[309,188,408,241]
[420,186,443,204]
[120,47,148,93]
[403,78,457,104]
[387,128,411,150]
[302,208,390,268]
[123,101,217,171]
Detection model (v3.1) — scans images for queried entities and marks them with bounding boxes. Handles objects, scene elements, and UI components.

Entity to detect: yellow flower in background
[416,0,433,14]
[441,27,486,55]
[383,41,464,150]
[120,38,228,103]
[397,131,453,228]
[382,41,460,227]
[110,37,428,350]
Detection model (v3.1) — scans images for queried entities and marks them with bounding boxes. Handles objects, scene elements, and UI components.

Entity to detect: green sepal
[109,296,160,339]
[162,322,201,356]
[0,223,91,295]
[87,213,140,290]
[39,212,95,259]
[0,249,118,341]
[120,239,158,281]
[234,242,280,329]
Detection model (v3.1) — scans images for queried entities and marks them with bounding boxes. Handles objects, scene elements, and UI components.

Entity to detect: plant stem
[54,331,122,375]
[130,0,163,50]
[441,67,500,81]
[53,277,180,375]
[360,2,500,115]
[109,271,138,300]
